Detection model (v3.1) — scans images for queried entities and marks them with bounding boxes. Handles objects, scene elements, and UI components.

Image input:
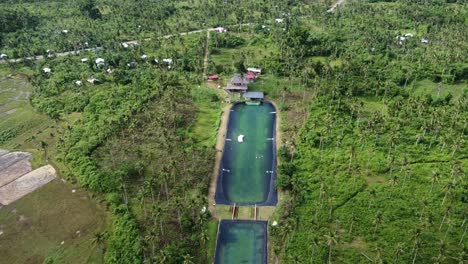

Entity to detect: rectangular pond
[214,220,268,264]
[215,102,277,206]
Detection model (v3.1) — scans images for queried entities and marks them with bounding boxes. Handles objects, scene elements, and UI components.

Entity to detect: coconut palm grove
[0,0,466,263]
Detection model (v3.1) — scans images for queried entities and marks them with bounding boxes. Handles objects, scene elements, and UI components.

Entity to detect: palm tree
[373,211,384,238]
[394,242,405,263]
[182,254,194,264]
[430,171,440,193]
[324,232,338,264]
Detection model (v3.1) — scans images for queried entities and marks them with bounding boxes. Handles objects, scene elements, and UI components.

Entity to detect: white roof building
[247,67,262,74]
[141,54,148,60]
[75,80,83,86]
[214,27,227,33]
[43,67,51,73]
[0,53,7,59]
[163,58,173,64]
[404,33,414,38]
[62,29,69,34]
[81,58,88,63]
[121,41,139,48]
[87,78,99,84]
[95,58,105,65]
[421,38,429,44]
[275,18,284,23]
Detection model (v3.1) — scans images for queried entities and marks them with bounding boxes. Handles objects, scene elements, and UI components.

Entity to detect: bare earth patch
[0,165,56,206]
[0,149,57,207]
[0,150,32,187]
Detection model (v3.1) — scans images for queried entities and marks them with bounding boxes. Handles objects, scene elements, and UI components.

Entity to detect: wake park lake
[215,101,277,206]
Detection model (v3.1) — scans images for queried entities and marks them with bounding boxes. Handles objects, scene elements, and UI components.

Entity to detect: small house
[141,54,148,60]
[127,62,138,68]
[404,33,414,38]
[162,58,173,64]
[0,54,7,59]
[225,74,249,93]
[81,58,88,63]
[243,91,264,105]
[214,27,227,33]
[87,78,99,84]
[247,67,262,75]
[75,80,83,86]
[96,58,105,66]
[275,18,284,23]
[62,29,69,34]
[106,68,113,74]
[246,71,256,81]
[122,40,139,48]
[207,75,219,81]
[43,67,51,74]
[421,38,429,44]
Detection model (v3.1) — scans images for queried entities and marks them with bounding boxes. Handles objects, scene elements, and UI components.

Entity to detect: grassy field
[0,65,108,264]
[189,85,224,147]
[0,179,107,264]
[412,79,467,100]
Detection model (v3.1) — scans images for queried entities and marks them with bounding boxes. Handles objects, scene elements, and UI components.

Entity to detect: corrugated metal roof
[243,91,264,99]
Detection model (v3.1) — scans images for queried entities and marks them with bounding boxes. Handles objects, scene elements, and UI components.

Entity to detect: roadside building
[43,67,51,74]
[87,78,99,84]
[214,27,227,33]
[0,54,7,59]
[246,71,256,82]
[207,75,219,81]
[95,58,105,66]
[247,67,262,75]
[122,40,139,48]
[225,74,249,93]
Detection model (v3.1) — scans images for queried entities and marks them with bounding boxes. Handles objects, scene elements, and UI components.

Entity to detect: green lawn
[412,79,467,100]
[0,179,107,264]
[188,85,223,147]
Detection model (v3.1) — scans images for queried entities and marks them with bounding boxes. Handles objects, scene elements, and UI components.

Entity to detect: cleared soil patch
[0,150,32,187]
[0,165,56,206]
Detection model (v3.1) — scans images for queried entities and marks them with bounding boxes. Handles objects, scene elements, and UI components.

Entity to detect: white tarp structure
[237,135,245,142]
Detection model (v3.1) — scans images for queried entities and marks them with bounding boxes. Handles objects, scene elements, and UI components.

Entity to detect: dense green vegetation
[269,0,467,263]
[1,0,466,263]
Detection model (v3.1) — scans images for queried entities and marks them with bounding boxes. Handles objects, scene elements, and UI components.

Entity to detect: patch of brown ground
[0,150,32,187]
[0,165,56,205]
[365,175,386,185]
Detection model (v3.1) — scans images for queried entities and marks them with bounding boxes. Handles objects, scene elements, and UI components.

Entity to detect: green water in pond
[215,220,267,264]
[219,102,275,204]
